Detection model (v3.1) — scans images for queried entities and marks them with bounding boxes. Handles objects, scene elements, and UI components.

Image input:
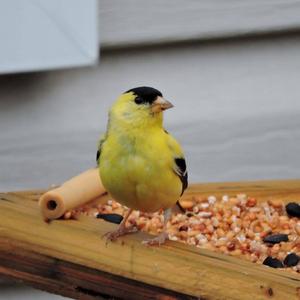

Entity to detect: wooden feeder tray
[1,180,300,300]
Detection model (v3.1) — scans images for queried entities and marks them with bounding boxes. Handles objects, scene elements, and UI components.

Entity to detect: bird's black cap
[125,86,163,105]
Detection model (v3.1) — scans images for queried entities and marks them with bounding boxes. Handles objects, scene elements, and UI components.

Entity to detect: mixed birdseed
[66,194,300,272]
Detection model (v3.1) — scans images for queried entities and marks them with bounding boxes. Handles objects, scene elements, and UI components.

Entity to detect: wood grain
[1,180,300,299]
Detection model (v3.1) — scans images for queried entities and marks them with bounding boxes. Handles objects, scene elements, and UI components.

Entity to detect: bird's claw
[142,232,169,246]
[103,226,138,244]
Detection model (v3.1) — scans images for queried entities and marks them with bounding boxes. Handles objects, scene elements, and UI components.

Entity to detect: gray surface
[99,0,300,48]
[1,34,300,192]
[1,34,300,298]
[0,282,67,300]
[5,0,300,74]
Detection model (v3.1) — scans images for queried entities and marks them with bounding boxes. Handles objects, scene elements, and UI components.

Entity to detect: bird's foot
[103,226,138,243]
[142,231,169,246]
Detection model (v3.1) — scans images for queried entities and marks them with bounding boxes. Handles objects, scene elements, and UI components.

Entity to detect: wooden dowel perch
[39,168,106,220]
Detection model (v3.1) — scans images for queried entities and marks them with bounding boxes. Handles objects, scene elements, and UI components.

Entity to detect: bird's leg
[142,207,172,246]
[103,208,137,242]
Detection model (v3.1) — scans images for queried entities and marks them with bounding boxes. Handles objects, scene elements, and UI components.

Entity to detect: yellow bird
[97,87,188,245]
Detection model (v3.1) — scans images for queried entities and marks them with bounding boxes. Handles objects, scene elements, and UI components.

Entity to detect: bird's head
[109,86,173,129]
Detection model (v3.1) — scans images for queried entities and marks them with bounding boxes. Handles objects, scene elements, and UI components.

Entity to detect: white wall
[1,33,300,192]
[0,0,98,74]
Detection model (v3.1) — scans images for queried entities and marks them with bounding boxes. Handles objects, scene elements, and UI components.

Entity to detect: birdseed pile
[65,194,300,272]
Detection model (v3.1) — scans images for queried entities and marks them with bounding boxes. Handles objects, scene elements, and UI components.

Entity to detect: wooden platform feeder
[1,180,300,299]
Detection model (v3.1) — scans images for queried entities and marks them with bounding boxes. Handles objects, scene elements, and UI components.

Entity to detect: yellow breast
[99,129,182,212]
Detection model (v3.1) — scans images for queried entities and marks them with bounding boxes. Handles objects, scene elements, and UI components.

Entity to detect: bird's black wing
[96,149,101,165]
[96,135,106,166]
[174,157,188,196]
[164,129,188,196]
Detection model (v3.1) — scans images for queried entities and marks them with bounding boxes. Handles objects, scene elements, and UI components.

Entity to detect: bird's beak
[151,96,174,113]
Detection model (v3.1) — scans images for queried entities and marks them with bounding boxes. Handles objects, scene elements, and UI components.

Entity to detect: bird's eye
[134,96,144,105]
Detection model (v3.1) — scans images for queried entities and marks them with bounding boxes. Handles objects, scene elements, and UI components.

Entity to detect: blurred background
[1,0,300,299]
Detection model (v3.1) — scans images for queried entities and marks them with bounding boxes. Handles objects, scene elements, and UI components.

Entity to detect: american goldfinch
[97,86,188,245]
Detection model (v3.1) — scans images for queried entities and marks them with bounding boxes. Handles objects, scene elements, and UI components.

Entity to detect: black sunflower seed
[96,213,123,224]
[179,225,188,231]
[285,202,300,218]
[283,253,300,267]
[263,256,284,268]
[263,234,289,244]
